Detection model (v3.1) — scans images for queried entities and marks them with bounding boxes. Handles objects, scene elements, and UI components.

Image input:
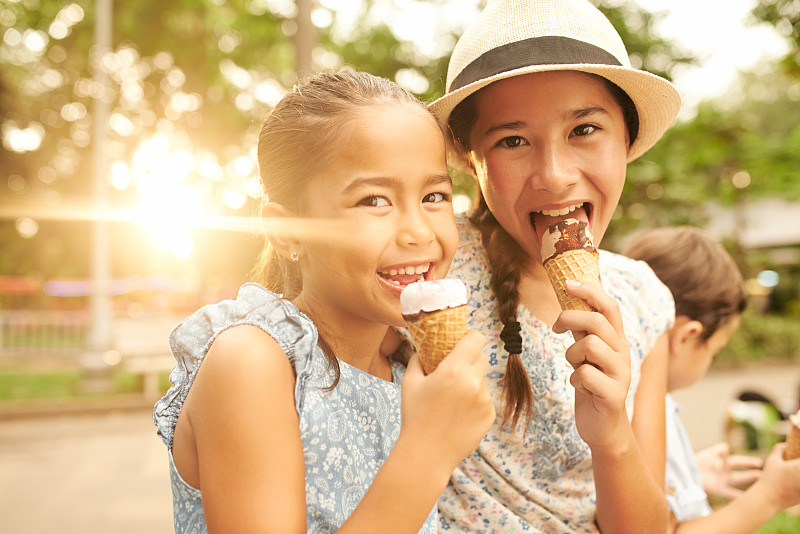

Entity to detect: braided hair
[450,73,639,430]
[470,195,532,429]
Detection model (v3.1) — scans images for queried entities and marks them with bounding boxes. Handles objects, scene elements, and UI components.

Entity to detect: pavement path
[671,363,800,451]
[0,363,797,533]
[0,410,172,534]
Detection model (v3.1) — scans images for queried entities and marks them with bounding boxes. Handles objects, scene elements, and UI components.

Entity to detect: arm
[670,444,800,534]
[338,330,495,533]
[632,333,668,488]
[554,281,668,534]
[183,326,494,534]
[184,325,307,533]
[339,330,495,534]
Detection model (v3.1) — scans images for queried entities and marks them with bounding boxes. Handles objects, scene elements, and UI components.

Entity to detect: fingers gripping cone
[785,410,800,460]
[541,219,600,340]
[543,249,600,313]
[401,280,469,374]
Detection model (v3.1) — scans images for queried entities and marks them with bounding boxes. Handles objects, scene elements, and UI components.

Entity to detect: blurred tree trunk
[294,0,317,79]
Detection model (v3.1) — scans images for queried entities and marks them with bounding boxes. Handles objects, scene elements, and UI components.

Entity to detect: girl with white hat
[429,0,681,531]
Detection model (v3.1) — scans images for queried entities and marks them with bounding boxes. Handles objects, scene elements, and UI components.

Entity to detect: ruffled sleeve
[600,251,675,365]
[153,283,319,448]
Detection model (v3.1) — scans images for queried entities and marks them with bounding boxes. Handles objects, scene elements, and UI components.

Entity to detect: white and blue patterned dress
[437,219,674,533]
[153,283,437,534]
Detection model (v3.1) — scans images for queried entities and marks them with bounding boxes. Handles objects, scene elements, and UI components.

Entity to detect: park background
[1,0,799,532]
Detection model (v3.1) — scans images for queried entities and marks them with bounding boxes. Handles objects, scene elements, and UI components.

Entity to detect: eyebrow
[571,106,609,120]
[483,121,526,138]
[341,173,452,194]
[481,106,611,137]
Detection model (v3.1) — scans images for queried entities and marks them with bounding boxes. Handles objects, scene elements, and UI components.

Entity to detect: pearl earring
[290,251,299,262]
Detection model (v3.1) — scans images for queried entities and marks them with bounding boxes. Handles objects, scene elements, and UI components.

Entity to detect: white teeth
[380,264,430,276]
[539,204,581,217]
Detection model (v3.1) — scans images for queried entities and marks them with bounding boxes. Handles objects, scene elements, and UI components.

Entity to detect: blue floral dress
[153,283,437,534]
[437,219,674,533]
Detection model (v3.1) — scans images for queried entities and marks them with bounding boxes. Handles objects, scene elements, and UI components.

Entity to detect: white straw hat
[429,0,682,162]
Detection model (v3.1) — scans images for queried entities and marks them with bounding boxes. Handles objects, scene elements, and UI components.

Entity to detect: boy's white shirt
[665,393,714,521]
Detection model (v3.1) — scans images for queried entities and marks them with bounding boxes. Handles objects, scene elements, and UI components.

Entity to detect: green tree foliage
[607,2,800,252]
[0,0,463,282]
[597,0,696,81]
[4,0,796,292]
[752,0,800,78]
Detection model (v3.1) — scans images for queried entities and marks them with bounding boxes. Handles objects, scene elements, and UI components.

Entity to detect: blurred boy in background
[624,226,800,533]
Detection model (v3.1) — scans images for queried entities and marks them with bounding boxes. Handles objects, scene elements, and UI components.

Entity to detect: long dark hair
[450,73,640,430]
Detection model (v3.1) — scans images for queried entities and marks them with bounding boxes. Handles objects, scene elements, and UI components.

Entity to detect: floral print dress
[436,219,674,533]
[153,283,437,534]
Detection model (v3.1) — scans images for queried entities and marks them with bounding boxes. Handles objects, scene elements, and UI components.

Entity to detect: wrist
[748,478,789,516]
[590,419,637,461]
[391,433,454,488]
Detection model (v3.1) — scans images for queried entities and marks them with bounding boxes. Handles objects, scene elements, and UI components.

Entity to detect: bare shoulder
[173,324,300,491]
[187,324,297,420]
[180,328,306,530]
[211,323,285,357]
[203,324,294,382]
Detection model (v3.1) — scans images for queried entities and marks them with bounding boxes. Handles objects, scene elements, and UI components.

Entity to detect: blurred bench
[122,354,176,399]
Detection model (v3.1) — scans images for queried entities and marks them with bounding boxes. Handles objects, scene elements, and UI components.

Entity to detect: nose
[396,205,435,248]
[529,140,580,194]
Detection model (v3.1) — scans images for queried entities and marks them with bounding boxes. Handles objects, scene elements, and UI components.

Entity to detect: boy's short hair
[623,226,746,341]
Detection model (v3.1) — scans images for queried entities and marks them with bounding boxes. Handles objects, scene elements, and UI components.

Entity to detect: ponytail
[471,196,532,430]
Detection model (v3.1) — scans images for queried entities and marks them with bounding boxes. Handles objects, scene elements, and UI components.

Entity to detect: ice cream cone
[543,248,600,313]
[406,305,468,374]
[401,279,469,374]
[541,219,600,341]
[784,410,800,460]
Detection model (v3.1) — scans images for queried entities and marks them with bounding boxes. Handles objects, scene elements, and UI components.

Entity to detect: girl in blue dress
[153,70,495,533]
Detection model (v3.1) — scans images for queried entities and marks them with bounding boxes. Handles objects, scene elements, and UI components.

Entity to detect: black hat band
[449,35,623,92]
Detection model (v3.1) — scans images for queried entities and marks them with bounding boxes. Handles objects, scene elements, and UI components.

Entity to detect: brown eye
[572,124,598,137]
[498,136,526,149]
[358,195,390,207]
[422,192,450,203]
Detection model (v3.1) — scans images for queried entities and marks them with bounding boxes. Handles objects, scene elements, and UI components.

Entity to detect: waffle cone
[544,248,600,341]
[406,305,468,374]
[544,248,600,312]
[785,414,800,460]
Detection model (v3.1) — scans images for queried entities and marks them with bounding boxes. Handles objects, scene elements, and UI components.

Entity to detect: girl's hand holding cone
[398,330,495,468]
[553,279,632,452]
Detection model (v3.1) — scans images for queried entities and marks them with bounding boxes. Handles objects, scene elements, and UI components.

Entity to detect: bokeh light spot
[16,217,39,239]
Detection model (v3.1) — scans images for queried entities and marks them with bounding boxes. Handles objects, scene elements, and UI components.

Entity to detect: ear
[667,316,704,356]
[262,202,303,261]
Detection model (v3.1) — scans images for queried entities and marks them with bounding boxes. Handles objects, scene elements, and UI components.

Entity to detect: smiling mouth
[378,263,431,288]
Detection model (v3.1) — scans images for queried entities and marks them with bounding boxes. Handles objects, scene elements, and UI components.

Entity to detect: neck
[292,293,393,381]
